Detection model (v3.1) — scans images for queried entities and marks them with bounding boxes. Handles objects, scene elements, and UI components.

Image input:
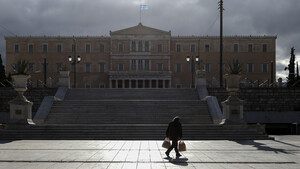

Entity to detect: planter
[224,74,242,92]
[12,74,31,92]
[59,71,70,77]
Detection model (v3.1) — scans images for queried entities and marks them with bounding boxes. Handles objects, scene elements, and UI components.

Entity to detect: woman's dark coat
[166,119,182,140]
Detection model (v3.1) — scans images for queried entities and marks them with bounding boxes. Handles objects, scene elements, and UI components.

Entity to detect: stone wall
[208,88,300,112]
[0,88,57,115]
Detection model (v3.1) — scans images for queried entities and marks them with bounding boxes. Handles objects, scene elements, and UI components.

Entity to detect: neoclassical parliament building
[5,23,276,88]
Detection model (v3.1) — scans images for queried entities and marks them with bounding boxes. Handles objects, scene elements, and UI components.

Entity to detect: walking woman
[165,116,182,157]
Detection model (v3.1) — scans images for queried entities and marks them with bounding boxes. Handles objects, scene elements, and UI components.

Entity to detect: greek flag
[140,5,148,10]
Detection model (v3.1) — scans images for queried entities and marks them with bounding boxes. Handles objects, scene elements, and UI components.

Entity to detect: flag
[140,5,148,10]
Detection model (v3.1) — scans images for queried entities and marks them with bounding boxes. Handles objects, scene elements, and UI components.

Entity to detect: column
[109,79,112,88]
[156,80,158,88]
[129,80,132,88]
[122,80,125,88]
[169,80,171,88]
[149,80,152,88]
[163,80,165,88]
[115,79,118,88]
[136,80,138,88]
[143,80,145,88]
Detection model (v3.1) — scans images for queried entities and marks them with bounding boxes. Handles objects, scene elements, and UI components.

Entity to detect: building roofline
[5,35,277,40]
[4,35,110,40]
[172,35,277,39]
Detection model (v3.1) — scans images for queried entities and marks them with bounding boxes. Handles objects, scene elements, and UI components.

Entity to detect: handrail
[269,81,277,87]
[259,80,269,87]
[292,80,300,87]
[4,79,13,86]
[0,79,14,87]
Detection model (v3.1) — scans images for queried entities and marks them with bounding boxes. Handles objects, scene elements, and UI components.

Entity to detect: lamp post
[68,38,81,88]
[186,56,199,88]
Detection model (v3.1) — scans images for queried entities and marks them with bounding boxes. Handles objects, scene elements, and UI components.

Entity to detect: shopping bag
[162,138,170,149]
[178,140,186,151]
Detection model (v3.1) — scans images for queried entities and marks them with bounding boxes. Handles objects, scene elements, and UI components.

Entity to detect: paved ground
[0,136,299,169]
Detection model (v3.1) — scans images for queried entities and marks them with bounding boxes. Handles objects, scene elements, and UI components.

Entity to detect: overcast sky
[1,0,300,81]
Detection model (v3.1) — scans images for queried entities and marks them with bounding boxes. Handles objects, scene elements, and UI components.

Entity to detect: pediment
[110,23,171,36]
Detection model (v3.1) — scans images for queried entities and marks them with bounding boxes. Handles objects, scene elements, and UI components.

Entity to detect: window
[99,83,105,88]
[234,44,239,52]
[71,64,75,72]
[247,63,254,72]
[56,63,62,72]
[176,84,182,88]
[28,44,34,53]
[175,63,182,72]
[145,41,149,52]
[262,44,267,52]
[145,59,150,71]
[190,44,196,53]
[86,44,91,53]
[138,60,143,71]
[131,59,150,71]
[12,63,18,72]
[14,44,19,53]
[218,63,225,73]
[28,63,34,73]
[157,63,163,71]
[72,44,76,52]
[85,63,91,72]
[131,41,136,52]
[100,44,105,53]
[262,63,268,73]
[42,63,48,73]
[99,63,105,72]
[118,43,124,52]
[131,60,137,71]
[138,41,143,51]
[57,44,62,53]
[248,44,253,53]
[158,44,162,52]
[176,44,181,52]
[205,44,210,52]
[204,63,211,73]
[43,44,48,53]
[118,63,124,71]
[190,63,196,72]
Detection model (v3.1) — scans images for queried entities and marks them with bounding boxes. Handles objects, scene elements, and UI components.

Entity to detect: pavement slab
[0,136,299,169]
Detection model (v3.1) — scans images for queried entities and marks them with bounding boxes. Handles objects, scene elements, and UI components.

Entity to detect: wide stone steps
[45,100,212,124]
[64,89,200,100]
[0,125,271,140]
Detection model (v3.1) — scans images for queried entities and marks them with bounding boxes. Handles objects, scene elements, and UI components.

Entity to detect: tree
[0,54,6,87]
[287,47,296,87]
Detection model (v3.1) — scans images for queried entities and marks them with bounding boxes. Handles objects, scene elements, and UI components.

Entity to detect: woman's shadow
[164,156,189,166]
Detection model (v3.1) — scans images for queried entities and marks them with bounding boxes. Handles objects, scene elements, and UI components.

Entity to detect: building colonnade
[109,78,171,88]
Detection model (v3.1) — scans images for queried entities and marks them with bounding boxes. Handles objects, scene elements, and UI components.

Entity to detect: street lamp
[68,38,81,88]
[186,56,199,88]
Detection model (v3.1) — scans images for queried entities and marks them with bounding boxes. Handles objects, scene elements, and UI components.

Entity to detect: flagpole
[140,5,142,23]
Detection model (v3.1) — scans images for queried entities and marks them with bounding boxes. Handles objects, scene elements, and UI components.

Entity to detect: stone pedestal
[58,71,70,88]
[9,75,35,125]
[221,74,245,125]
[221,93,245,125]
[9,99,34,125]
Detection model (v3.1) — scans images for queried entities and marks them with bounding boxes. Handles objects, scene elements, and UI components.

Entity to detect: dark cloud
[1,0,300,80]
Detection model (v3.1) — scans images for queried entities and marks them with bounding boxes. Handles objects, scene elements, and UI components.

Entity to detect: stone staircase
[0,88,271,140]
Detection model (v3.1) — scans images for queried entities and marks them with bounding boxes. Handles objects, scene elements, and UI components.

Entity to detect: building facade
[5,23,276,88]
